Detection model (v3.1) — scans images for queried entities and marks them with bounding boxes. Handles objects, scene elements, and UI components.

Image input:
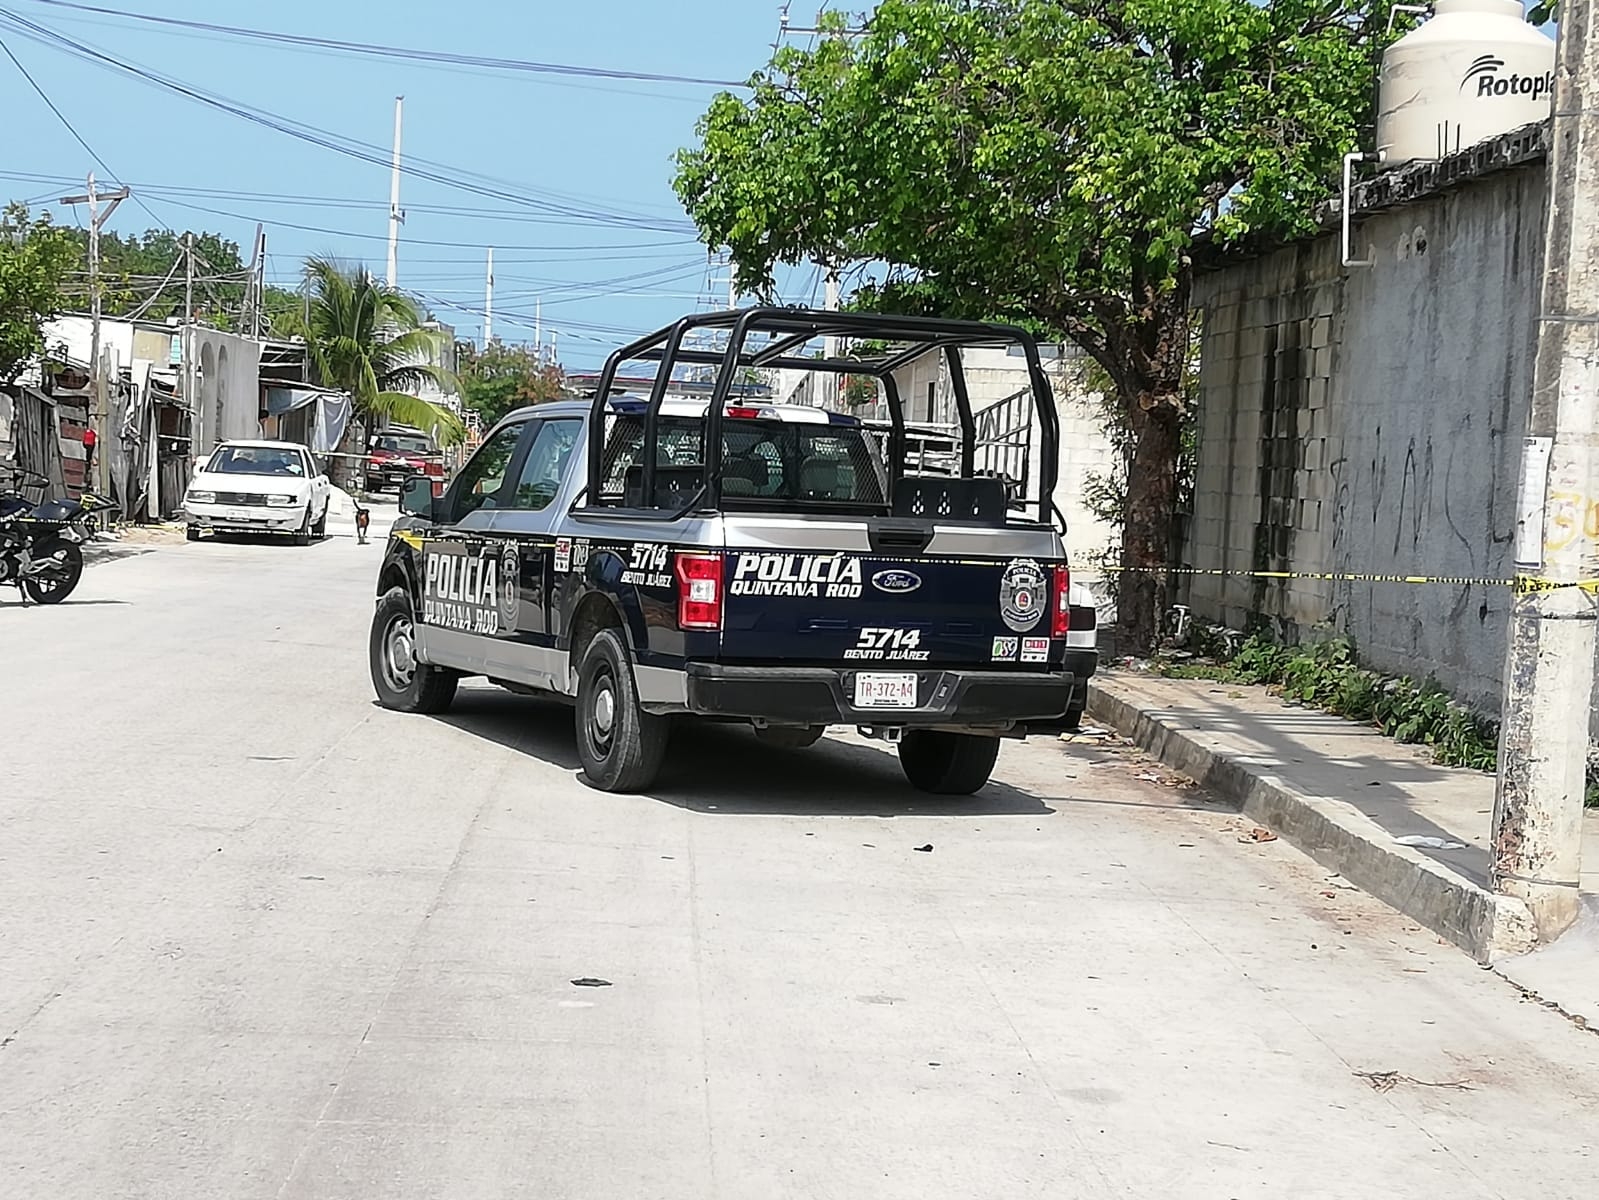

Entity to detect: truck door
[413,418,528,673]
[481,417,583,687]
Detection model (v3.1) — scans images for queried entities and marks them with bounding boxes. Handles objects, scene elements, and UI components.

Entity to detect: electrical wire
[0,9,700,234]
[16,0,748,89]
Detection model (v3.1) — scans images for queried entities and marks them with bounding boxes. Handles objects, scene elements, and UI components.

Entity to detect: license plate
[853,673,918,708]
[226,507,252,520]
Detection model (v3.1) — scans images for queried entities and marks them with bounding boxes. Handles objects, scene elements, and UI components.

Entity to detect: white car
[184,440,332,545]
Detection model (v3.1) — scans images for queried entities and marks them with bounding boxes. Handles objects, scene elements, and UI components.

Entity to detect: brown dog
[355,506,371,545]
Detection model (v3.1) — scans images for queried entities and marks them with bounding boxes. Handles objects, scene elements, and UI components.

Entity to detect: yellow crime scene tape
[1082,564,1599,595]
[378,531,1599,596]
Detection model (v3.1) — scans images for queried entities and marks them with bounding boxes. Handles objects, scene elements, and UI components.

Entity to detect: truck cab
[369,307,1077,794]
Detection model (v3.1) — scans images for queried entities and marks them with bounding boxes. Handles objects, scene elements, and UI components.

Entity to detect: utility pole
[483,247,494,346]
[387,95,405,287]
[1492,1,1599,943]
[245,222,264,338]
[534,298,543,364]
[823,267,841,358]
[183,232,197,458]
[58,173,129,496]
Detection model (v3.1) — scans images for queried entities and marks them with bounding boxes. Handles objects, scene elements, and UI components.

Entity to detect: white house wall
[187,327,264,455]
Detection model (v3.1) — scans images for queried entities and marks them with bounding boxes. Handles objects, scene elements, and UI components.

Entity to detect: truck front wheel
[370,587,458,714]
[897,731,1000,795]
[576,629,669,792]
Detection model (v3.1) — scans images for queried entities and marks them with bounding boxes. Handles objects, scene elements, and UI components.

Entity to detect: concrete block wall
[1187,163,1548,721]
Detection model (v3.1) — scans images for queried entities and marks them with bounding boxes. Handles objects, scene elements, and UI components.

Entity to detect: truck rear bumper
[683,663,1073,728]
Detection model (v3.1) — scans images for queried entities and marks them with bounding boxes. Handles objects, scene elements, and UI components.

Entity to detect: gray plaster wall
[1187,163,1547,719]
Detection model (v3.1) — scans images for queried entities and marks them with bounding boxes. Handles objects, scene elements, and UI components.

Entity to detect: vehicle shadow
[423,686,582,771]
[647,724,1056,818]
[204,531,338,549]
[0,596,130,608]
[426,685,1054,818]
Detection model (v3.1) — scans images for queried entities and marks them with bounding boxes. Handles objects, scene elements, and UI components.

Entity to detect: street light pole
[1492,0,1599,943]
[58,173,128,497]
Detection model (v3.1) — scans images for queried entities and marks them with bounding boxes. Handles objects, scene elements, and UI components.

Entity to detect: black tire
[21,539,84,604]
[575,628,669,792]
[897,731,1001,795]
[293,505,313,546]
[369,586,457,713]
[311,503,328,538]
[1062,703,1085,733]
[185,525,201,542]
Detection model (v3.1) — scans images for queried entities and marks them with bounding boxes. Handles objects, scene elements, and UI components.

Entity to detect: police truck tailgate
[713,538,1068,670]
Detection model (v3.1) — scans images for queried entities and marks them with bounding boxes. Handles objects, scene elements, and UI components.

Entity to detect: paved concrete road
[4,530,1599,1199]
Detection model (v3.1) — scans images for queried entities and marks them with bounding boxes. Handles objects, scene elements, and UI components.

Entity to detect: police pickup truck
[369,308,1080,794]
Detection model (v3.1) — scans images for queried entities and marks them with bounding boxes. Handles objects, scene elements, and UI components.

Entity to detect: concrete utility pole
[534,297,542,364]
[1492,1,1599,943]
[387,95,405,287]
[823,267,840,359]
[483,247,494,345]
[183,232,197,459]
[245,223,264,338]
[58,173,128,496]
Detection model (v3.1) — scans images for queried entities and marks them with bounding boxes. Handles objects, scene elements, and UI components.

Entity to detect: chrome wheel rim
[586,666,616,759]
[382,615,417,691]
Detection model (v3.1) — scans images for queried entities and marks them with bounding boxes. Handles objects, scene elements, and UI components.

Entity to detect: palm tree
[292,257,464,466]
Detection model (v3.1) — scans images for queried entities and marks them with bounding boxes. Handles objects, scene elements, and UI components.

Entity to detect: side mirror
[400,475,436,519]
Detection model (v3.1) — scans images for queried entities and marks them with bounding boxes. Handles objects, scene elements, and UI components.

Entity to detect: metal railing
[972,386,1032,499]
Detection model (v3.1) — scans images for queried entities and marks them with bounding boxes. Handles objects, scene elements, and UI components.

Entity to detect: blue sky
[0,0,805,369]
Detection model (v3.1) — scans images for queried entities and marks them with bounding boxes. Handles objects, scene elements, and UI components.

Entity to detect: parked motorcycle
[0,469,115,604]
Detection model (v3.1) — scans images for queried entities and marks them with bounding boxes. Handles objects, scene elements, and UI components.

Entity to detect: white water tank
[1377,0,1555,164]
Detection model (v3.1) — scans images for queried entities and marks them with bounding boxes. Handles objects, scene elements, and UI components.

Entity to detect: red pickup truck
[366,431,444,495]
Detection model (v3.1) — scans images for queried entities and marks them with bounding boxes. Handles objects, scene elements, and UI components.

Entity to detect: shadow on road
[427,686,582,771]
[426,684,1054,818]
[201,531,339,549]
[0,596,130,608]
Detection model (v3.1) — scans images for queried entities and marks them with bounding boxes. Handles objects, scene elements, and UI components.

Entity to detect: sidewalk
[1088,671,1598,1020]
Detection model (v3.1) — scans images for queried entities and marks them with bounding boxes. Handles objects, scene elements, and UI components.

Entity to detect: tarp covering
[312,392,352,455]
[264,386,321,415]
[265,386,352,455]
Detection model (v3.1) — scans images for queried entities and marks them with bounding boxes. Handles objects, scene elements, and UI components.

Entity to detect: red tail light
[1052,565,1071,638]
[676,553,723,630]
[725,406,761,420]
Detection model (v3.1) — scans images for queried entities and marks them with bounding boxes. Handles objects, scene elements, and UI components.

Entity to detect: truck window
[451,421,524,518]
[599,415,887,509]
[508,419,581,511]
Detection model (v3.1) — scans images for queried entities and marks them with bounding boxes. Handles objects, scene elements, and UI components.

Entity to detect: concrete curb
[1088,677,1537,964]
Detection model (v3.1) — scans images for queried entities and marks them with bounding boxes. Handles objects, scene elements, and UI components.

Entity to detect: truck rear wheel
[897,731,1000,795]
[576,628,669,792]
[370,587,458,714]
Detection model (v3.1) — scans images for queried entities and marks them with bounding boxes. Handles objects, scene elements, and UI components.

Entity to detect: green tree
[63,226,301,331]
[675,0,1403,651]
[0,203,77,384]
[457,341,565,427]
[288,257,464,450]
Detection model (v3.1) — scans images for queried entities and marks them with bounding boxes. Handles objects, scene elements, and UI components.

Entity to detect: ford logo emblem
[872,569,922,595]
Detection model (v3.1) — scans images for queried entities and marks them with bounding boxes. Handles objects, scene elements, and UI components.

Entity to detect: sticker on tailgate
[730,552,862,599]
[999,559,1048,632]
[845,627,930,662]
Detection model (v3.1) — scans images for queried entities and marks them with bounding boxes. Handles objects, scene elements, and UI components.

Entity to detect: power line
[0,32,165,228]
[0,8,700,234]
[15,0,748,89]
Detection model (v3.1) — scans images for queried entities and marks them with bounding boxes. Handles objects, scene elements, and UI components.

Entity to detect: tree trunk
[1118,397,1183,655]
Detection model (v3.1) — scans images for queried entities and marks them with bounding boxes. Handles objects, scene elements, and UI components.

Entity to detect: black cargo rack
[581,307,1060,523]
